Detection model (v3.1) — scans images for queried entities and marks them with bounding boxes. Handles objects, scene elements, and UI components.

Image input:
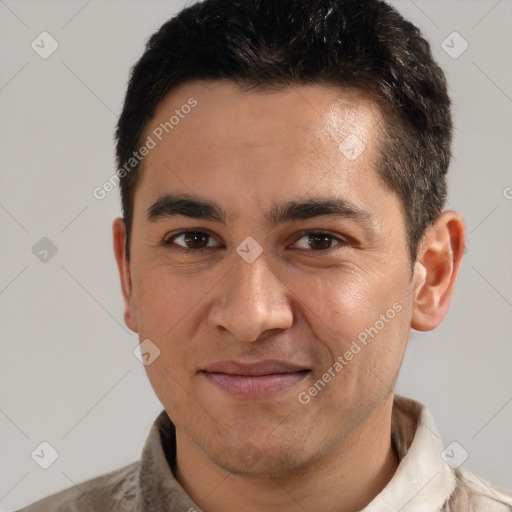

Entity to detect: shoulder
[445,466,512,511]
[14,461,139,512]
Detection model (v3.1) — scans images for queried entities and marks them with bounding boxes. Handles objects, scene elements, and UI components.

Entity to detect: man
[17,0,512,510]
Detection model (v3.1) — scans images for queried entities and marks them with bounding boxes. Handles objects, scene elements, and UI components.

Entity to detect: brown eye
[163,231,222,251]
[307,233,334,250]
[292,231,346,251]
[182,232,209,249]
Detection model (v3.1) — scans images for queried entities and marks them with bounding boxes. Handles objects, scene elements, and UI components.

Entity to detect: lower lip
[202,371,310,398]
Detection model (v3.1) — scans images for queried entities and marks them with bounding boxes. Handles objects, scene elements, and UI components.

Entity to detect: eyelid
[290,230,349,251]
[163,229,223,250]
[163,229,350,253]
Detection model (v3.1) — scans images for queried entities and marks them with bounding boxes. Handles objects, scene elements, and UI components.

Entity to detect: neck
[175,395,399,512]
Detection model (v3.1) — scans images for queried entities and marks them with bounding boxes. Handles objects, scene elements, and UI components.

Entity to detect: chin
[211,448,308,479]
[203,428,317,479]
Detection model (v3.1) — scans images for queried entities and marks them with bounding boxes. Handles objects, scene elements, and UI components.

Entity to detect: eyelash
[162,229,349,254]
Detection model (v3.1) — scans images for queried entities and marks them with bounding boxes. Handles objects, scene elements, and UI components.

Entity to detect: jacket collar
[133,394,456,511]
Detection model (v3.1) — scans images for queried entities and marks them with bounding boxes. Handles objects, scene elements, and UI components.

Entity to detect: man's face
[122,81,417,476]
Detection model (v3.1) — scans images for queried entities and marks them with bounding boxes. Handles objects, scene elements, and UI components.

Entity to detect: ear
[112,217,138,333]
[411,210,466,331]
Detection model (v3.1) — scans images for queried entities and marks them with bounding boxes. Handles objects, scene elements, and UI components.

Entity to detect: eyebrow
[146,193,374,227]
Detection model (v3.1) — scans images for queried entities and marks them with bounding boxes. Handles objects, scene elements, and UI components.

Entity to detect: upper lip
[202,359,310,376]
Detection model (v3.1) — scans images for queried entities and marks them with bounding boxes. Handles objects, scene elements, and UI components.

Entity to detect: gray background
[1,0,511,510]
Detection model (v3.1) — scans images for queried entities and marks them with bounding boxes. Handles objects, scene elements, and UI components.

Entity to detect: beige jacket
[16,395,512,511]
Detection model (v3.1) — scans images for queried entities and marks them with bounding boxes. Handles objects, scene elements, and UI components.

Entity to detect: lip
[203,359,308,376]
[201,359,311,398]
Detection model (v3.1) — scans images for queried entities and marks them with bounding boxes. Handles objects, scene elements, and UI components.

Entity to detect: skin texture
[113,81,465,512]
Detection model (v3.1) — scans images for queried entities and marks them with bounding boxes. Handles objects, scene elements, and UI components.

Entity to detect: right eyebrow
[147,194,226,223]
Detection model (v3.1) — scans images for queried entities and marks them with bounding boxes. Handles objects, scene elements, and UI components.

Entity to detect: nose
[208,252,294,342]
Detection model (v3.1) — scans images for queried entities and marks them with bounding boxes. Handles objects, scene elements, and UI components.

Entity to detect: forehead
[144,80,383,155]
[135,80,392,226]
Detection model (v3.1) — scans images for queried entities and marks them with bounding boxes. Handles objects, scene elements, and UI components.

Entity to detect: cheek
[132,262,216,330]
[289,264,410,365]
[292,265,395,327]
[292,269,410,415]
[130,267,205,382]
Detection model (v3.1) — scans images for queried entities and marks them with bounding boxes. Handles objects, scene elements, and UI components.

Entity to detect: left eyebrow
[267,197,374,227]
[146,193,375,228]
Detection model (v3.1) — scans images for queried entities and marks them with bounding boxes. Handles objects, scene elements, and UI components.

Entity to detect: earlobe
[411,211,466,332]
[112,217,138,333]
